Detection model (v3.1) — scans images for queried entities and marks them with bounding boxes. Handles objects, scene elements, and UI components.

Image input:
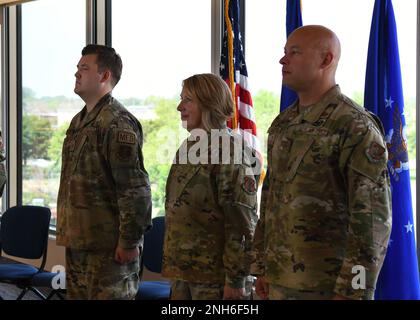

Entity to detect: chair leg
[29,287,48,300]
[16,288,29,300]
[57,291,65,300]
[46,290,55,300]
[46,290,65,300]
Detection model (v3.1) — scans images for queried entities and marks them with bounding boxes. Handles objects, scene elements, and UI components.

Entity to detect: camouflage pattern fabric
[66,248,139,300]
[252,86,392,300]
[162,129,258,292]
[56,92,152,251]
[170,280,224,300]
[170,277,255,300]
[268,284,335,300]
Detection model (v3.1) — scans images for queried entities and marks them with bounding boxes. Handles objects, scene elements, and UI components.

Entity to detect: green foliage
[22,115,53,165]
[141,96,181,216]
[404,97,416,174]
[253,90,280,135]
[47,122,69,174]
[253,90,281,168]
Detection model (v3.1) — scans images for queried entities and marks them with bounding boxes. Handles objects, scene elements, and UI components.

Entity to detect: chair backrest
[0,205,51,260]
[142,216,165,273]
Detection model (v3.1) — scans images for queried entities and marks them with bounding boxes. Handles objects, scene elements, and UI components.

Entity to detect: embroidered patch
[242,176,257,194]
[366,141,386,163]
[117,131,136,145]
[117,145,133,161]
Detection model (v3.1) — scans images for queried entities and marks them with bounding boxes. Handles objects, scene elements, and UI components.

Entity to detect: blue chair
[0,205,53,300]
[136,216,171,300]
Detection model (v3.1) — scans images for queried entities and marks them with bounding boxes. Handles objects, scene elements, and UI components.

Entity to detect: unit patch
[366,141,386,163]
[117,145,133,161]
[242,176,257,194]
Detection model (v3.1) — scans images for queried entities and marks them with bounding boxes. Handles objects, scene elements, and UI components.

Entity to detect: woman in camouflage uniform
[162,73,258,300]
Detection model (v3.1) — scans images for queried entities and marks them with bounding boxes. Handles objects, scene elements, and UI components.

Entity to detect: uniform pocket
[287,126,338,183]
[71,135,87,173]
[283,138,315,182]
[165,164,201,204]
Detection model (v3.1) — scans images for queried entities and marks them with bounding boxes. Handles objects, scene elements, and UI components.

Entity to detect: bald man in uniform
[252,25,392,300]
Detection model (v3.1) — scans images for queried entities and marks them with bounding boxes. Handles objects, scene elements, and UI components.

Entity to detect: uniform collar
[76,92,112,129]
[299,85,341,124]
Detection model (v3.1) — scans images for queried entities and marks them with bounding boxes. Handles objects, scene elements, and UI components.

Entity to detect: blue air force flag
[364,0,420,300]
[280,0,302,111]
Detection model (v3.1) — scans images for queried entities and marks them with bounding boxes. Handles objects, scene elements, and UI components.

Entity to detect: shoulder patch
[366,141,386,163]
[117,145,134,161]
[241,176,257,194]
[117,130,136,145]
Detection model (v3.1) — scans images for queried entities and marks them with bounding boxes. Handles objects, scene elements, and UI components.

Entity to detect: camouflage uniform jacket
[162,129,258,288]
[252,86,392,299]
[56,93,152,250]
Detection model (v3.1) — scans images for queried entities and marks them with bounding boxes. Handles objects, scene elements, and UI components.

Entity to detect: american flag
[219,0,263,178]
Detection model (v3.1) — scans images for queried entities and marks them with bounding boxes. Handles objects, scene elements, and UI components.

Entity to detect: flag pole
[224,0,238,129]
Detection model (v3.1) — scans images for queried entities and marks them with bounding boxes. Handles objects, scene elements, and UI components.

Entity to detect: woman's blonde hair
[182,73,233,131]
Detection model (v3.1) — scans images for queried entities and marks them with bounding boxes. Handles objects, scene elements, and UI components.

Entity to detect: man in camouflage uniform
[252,25,392,300]
[56,45,152,300]
[162,73,258,300]
[0,132,6,197]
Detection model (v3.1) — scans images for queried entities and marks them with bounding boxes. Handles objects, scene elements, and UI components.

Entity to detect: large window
[112,0,211,217]
[21,0,85,226]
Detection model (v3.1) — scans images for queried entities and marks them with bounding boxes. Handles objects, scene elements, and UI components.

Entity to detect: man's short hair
[82,44,123,87]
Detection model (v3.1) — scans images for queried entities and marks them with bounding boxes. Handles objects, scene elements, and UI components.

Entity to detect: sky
[21,0,85,99]
[21,0,417,101]
[246,0,417,100]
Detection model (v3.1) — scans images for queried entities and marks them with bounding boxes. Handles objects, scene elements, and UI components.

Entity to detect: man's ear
[321,52,334,69]
[100,70,112,83]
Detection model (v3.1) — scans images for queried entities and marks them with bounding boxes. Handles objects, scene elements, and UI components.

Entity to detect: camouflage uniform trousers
[170,277,255,300]
[268,284,335,300]
[66,248,139,300]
